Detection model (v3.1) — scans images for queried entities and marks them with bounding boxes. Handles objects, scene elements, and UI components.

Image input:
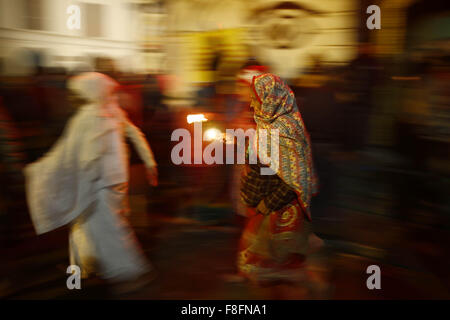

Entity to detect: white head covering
[68,72,124,118]
[68,72,117,102]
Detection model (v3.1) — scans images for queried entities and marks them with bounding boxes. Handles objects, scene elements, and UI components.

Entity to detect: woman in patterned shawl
[238,73,319,284]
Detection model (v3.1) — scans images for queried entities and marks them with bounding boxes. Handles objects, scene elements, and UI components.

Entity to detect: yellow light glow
[187,114,207,124]
[204,128,222,142]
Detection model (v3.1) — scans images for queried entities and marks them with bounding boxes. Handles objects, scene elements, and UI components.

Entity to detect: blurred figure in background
[95,57,120,80]
[339,43,379,153]
[238,74,320,290]
[0,100,26,247]
[0,99,29,297]
[24,72,158,294]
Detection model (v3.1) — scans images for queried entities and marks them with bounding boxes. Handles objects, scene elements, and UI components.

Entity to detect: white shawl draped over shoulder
[25,73,128,235]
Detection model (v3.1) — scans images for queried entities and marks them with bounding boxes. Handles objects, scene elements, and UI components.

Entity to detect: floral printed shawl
[251,73,318,220]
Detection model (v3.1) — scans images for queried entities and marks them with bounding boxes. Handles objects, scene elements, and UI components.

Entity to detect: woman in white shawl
[24,72,158,293]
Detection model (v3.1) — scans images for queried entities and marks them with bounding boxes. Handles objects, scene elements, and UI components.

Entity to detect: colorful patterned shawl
[251,73,318,220]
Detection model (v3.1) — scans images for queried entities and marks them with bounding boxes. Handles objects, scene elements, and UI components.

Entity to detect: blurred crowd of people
[0,34,449,297]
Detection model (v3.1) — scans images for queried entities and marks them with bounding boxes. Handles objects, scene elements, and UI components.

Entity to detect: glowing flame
[187,114,207,124]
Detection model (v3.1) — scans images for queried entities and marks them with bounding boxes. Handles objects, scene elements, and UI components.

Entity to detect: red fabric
[238,200,307,281]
